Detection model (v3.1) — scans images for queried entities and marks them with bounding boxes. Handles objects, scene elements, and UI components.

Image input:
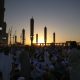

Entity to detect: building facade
[0,0,8,45]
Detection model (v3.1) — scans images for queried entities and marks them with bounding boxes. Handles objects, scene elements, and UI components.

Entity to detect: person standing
[19,48,31,80]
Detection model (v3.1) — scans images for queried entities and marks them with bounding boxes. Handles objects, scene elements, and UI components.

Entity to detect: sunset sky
[5,0,80,44]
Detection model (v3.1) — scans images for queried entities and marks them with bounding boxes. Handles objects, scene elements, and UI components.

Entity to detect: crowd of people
[0,45,79,80]
[29,46,70,80]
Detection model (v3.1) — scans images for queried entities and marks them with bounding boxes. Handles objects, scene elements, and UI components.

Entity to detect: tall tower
[53,32,55,44]
[0,0,8,45]
[30,17,34,46]
[36,34,38,44]
[22,28,25,45]
[0,0,5,26]
[15,35,17,44]
[14,31,17,44]
[44,26,47,46]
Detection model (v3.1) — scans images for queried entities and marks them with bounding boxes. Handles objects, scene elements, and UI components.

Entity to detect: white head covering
[17,77,25,80]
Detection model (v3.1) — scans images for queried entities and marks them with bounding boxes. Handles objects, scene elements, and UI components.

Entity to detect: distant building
[30,17,34,46]
[0,0,8,45]
[66,41,77,48]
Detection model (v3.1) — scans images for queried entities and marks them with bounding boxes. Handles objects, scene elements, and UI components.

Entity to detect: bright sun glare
[38,38,44,43]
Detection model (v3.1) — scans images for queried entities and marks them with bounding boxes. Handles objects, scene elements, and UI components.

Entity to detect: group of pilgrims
[0,45,79,80]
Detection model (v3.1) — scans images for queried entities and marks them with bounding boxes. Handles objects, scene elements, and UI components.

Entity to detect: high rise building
[0,0,8,45]
[44,26,47,46]
[30,17,34,46]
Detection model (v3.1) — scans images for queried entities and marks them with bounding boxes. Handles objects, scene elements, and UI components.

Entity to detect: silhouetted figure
[69,48,80,80]
[19,48,31,80]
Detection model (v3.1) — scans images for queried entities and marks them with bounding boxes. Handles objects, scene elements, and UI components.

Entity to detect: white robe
[69,49,80,80]
[0,53,12,80]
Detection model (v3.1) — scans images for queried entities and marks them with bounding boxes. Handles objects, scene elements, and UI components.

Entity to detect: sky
[5,0,80,44]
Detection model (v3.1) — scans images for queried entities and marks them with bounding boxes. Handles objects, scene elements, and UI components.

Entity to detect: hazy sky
[5,0,80,44]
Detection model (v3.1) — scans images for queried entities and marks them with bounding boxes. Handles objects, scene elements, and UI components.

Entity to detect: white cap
[17,77,25,80]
